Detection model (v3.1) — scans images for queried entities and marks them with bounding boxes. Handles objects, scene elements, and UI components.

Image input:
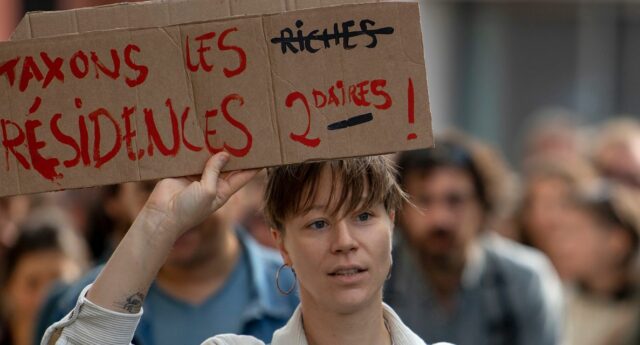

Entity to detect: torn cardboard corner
[0,1,432,197]
[11,0,382,40]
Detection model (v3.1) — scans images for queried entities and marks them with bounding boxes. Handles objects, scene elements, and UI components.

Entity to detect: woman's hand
[86,152,260,314]
[144,152,261,238]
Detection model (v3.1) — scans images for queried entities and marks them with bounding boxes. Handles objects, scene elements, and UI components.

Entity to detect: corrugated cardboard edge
[10,0,389,41]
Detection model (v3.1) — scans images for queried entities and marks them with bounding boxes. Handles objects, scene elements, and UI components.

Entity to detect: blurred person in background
[240,171,277,249]
[560,181,640,345]
[85,182,156,263]
[0,0,19,41]
[385,132,563,345]
[35,181,156,341]
[592,118,640,189]
[36,181,298,345]
[514,159,595,282]
[0,205,88,345]
[521,108,586,169]
[0,196,36,266]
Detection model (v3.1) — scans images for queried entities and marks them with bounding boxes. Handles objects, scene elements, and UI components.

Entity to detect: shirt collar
[270,304,426,345]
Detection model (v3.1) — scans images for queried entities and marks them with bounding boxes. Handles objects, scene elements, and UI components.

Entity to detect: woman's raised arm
[88,152,259,313]
[42,153,259,345]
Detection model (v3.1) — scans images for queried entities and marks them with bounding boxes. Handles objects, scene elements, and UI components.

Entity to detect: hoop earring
[276,264,297,295]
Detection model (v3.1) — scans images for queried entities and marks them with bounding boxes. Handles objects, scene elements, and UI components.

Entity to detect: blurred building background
[3,0,639,164]
[420,1,640,166]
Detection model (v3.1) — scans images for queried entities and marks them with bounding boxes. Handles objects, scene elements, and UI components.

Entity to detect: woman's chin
[328,288,379,314]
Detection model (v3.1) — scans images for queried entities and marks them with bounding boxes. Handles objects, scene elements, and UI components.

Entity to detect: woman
[1,205,88,345]
[42,153,444,345]
[514,159,594,281]
[560,181,640,345]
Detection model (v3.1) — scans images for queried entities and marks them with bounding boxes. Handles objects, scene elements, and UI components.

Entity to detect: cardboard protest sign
[0,1,432,197]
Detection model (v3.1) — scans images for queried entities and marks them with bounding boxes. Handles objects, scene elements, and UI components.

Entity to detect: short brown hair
[397,131,511,215]
[264,156,406,232]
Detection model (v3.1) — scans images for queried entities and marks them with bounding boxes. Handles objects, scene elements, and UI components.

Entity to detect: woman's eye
[357,212,372,222]
[309,220,327,230]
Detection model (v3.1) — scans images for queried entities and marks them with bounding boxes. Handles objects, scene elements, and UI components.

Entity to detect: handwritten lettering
[286,91,320,147]
[0,44,149,92]
[0,93,254,180]
[271,19,394,54]
[307,79,392,110]
[184,27,247,78]
[204,94,253,157]
[1,119,30,170]
[25,119,63,181]
[284,78,392,147]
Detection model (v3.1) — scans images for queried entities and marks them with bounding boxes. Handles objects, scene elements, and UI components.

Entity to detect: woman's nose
[330,221,358,254]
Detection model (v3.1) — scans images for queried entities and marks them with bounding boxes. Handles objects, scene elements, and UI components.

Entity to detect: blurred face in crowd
[550,207,600,281]
[521,175,573,252]
[556,205,633,283]
[5,249,77,321]
[273,166,394,314]
[241,172,276,248]
[400,166,483,267]
[106,182,154,226]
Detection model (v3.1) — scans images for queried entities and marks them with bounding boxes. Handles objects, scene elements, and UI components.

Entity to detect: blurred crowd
[0,113,638,345]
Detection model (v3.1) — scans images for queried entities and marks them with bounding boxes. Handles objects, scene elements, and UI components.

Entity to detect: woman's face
[274,167,394,314]
[552,207,607,281]
[522,176,572,250]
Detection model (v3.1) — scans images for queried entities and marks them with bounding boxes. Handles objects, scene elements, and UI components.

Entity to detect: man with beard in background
[384,133,563,345]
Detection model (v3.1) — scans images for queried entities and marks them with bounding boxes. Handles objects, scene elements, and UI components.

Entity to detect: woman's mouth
[328,266,368,283]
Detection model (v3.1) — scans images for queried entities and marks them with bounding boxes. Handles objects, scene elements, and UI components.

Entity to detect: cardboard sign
[0,1,432,197]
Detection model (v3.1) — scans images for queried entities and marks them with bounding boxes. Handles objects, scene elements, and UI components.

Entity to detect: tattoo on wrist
[119,292,145,313]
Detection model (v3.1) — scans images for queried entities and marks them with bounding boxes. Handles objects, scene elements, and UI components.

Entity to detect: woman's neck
[300,292,391,345]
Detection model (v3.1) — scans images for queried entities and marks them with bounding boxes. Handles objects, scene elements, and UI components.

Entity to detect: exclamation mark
[407,78,417,140]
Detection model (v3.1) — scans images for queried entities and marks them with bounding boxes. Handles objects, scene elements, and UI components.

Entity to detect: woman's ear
[271,228,292,266]
[389,210,396,223]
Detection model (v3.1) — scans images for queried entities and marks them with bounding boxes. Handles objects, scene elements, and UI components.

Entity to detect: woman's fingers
[200,152,230,195]
[170,152,260,219]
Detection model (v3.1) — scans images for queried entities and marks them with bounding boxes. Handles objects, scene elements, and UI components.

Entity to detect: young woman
[42,153,445,345]
[2,206,88,345]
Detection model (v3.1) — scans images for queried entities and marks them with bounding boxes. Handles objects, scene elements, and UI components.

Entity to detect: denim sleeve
[41,284,142,345]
